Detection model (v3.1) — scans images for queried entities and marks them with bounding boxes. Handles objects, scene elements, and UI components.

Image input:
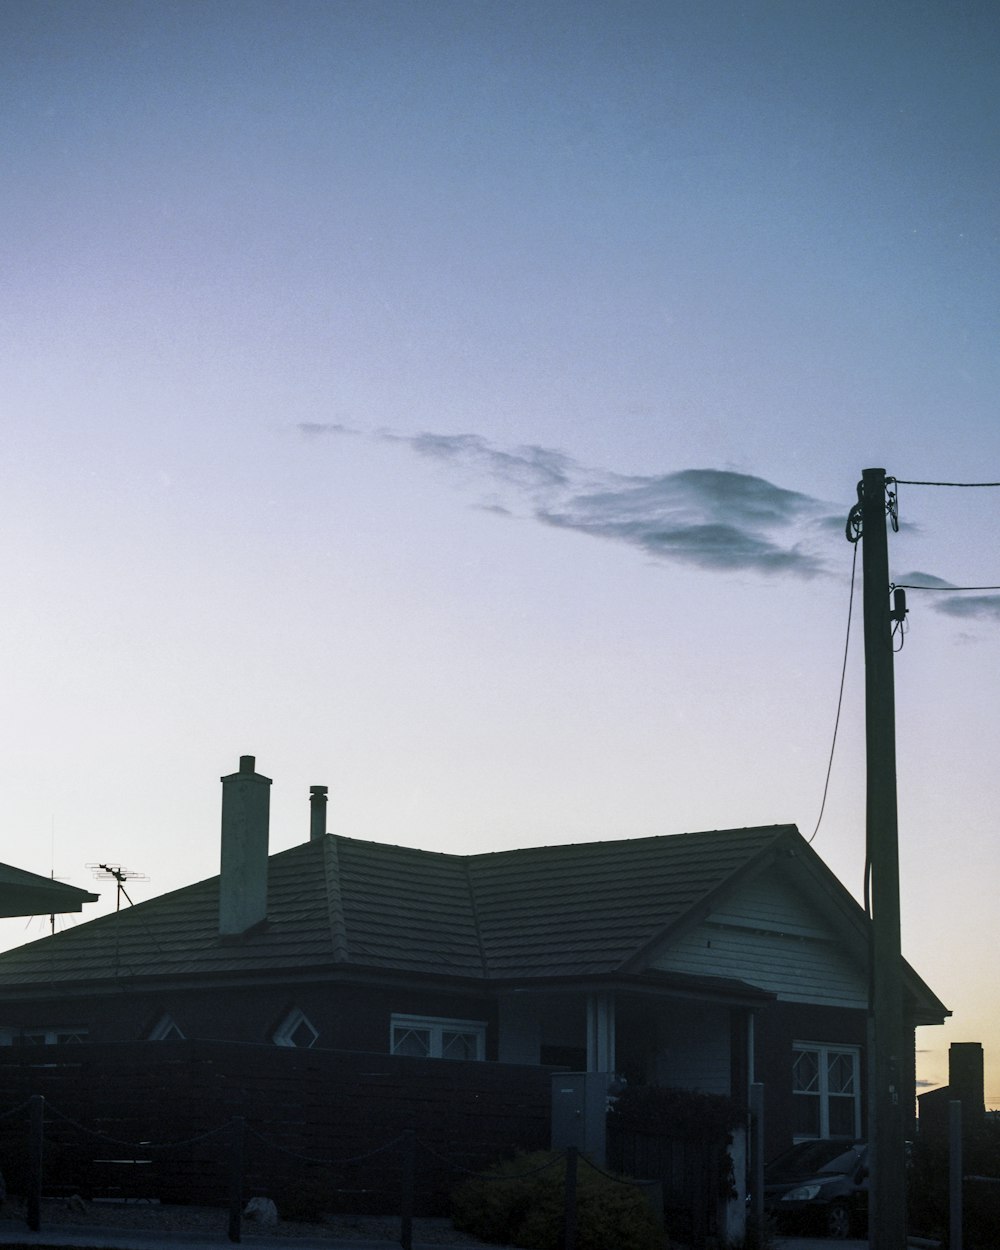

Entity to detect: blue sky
[4,0,1000,1103]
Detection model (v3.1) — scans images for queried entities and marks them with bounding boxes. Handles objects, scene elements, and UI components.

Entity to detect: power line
[883,478,1000,608]
[808,540,859,845]
[890,478,1000,488]
[892,583,1000,592]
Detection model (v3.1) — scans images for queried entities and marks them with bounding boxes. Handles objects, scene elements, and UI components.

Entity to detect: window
[18,1028,88,1045]
[273,1008,319,1048]
[148,1014,185,1041]
[793,1043,860,1140]
[390,1014,486,1061]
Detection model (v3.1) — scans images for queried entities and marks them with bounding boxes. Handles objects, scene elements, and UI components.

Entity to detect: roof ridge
[323,836,349,962]
[463,857,490,978]
[463,823,797,864]
[314,833,465,862]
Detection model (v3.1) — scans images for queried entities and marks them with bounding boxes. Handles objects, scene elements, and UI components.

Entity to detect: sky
[3,0,1000,1105]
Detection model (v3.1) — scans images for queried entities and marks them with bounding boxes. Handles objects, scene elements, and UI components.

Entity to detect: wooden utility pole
[860,467,907,1250]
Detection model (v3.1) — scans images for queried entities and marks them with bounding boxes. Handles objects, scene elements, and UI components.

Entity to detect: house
[0,862,96,921]
[917,1041,986,1142]
[0,755,947,1167]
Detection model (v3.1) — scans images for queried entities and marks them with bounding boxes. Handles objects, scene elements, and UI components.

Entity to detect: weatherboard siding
[651,874,867,1008]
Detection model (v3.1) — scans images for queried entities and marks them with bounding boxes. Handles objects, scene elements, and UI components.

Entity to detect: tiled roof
[467,826,789,978]
[0,825,798,989]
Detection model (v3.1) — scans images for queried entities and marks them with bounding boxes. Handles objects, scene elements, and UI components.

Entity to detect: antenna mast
[87,864,149,911]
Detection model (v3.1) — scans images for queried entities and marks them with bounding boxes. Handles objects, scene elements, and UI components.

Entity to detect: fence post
[563,1146,578,1250]
[949,1099,963,1250]
[749,1082,765,1245]
[228,1116,245,1244]
[26,1094,43,1232]
[399,1129,415,1250]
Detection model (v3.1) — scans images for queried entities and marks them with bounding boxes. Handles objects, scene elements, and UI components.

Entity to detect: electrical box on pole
[859,467,907,1250]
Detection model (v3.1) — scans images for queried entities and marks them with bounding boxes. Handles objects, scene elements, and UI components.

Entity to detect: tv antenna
[87,863,149,911]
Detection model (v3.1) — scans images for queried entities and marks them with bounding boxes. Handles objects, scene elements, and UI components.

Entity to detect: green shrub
[452,1150,665,1250]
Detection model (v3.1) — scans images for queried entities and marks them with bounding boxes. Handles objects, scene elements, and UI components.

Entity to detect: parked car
[763,1140,868,1239]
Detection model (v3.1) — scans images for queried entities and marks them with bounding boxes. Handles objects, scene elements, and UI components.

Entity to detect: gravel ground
[0,1199,502,1246]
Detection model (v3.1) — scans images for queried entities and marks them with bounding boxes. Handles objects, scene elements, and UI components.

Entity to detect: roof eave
[491,969,776,1008]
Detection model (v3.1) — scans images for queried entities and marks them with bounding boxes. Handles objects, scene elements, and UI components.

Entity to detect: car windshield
[818,1146,865,1176]
[765,1140,856,1182]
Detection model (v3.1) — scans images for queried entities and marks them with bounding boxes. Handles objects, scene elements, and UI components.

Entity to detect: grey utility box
[551,1072,612,1164]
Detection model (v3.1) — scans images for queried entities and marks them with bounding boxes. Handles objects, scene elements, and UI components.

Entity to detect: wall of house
[497,992,587,1066]
[753,1000,869,1162]
[651,1002,733,1094]
[0,980,498,1056]
[496,993,538,1063]
[614,995,733,1095]
[498,989,745,1100]
[650,872,868,1009]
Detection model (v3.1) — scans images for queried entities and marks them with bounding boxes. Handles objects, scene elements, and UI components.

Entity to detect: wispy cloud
[300,427,1000,615]
[299,421,358,439]
[298,425,843,577]
[535,468,831,575]
[383,430,576,496]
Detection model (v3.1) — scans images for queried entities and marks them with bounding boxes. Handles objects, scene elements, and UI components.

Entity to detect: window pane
[289,1019,318,1048]
[442,1030,478,1060]
[274,1009,318,1048]
[793,1093,821,1138]
[392,1027,431,1057]
[792,1044,859,1140]
[828,1095,857,1137]
[793,1049,820,1093]
[827,1052,855,1095]
[390,1015,486,1061]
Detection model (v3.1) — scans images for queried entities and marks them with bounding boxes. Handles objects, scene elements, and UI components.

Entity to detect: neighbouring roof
[0,862,98,919]
[0,825,947,1024]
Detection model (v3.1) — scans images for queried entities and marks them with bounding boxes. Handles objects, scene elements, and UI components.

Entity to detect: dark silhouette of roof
[0,862,97,919]
[0,825,948,1024]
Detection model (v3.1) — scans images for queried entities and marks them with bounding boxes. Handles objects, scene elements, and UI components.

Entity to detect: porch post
[586,991,615,1073]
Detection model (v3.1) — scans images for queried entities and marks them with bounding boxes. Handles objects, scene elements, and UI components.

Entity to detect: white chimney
[219,754,272,937]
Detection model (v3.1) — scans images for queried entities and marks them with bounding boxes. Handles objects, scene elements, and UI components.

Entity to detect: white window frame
[390,1014,486,1061]
[792,1041,861,1141]
[273,1008,319,1048]
[11,1027,89,1045]
[148,1014,185,1041]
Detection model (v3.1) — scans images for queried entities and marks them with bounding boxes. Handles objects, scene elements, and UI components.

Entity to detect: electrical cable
[807,540,858,845]
[890,478,1000,487]
[892,582,1000,592]
[887,471,1000,594]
